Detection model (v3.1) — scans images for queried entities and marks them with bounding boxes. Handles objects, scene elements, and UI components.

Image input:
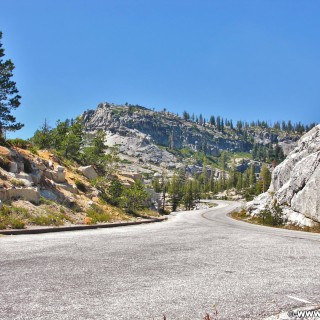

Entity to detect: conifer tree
[168,174,182,211]
[0,32,23,139]
[32,119,51,149]
[183,180,194,210]
[260,164,271,192]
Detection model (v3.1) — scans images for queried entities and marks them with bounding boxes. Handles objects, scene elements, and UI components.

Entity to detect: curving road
[1,201,320,320]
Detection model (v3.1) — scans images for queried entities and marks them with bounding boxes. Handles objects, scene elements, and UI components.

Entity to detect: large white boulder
[0,187,40,204]
[248,125,320,225]
[43,166,66,183]
[78,165,98,180]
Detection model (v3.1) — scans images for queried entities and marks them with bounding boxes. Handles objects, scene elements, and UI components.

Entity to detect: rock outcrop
[0,187,40,204]
[248,124,320,225]
[78,165,98,180]
[82,103,253,158]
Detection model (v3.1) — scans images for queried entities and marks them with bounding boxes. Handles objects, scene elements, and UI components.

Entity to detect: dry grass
[11,179,26,187]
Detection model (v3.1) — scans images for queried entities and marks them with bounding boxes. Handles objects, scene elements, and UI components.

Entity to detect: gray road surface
[1,201,320,320]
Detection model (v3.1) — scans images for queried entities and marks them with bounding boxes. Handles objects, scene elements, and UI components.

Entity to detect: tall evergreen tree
[183,180,194,210]
[249,164,256,186]
[0,32,23,139]
[32,119,51,149]
[199,113,203,126]
[168,174,182,211]
[259,164,271,193]
[216,116,221,131]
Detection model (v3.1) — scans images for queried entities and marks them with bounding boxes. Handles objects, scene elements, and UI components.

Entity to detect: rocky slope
[0,145,157,230]
[247,124,320,226]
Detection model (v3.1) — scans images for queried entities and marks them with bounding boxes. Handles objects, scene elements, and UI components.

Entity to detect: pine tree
[122,180,149,212]
[208,168,215,192]
[260,164,271,193]
[236,172,243,191]
[192,179,201,203]
[183,180,194,210]
[32,119,51,149]
[60,118,83,160]
[236,121,242,133]
[0,32,23,139]
[168,174,182,211]
[249,164,256,186]
[199,114,203,126]
[209,115,215,126]
[216,116,221,131]
[182,110,190,121]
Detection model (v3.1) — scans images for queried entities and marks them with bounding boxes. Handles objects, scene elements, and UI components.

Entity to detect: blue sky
[1,0,319,138]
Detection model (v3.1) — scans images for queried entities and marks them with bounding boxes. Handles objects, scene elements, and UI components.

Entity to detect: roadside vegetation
[231,203,320,233]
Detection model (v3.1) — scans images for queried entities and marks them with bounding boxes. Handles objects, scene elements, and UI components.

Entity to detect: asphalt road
[1,201,320,320]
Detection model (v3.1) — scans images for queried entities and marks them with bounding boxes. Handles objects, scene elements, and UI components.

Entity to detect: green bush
[30,212,66,226]
[7,138,29,149]
[0,205,30,229]
[11,179,26,187]
[28,145,39,155]
[39,196,54,205]
[257,200,286,226]
[9,218,25,229]
[86,204,111,223]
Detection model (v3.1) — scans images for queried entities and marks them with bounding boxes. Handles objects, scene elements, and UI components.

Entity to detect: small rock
[57,165,65,172]
[9,162,18,173]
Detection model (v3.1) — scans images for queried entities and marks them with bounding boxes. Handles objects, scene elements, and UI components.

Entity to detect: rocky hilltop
[248,124,320,225]
[82,102,300,172]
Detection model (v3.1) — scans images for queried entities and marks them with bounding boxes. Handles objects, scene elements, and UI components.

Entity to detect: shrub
[39,196,54,205]
[257,200,286,226]
[7,138,29,149]
[11,179,26,187]
[30,211,66,226]
[86,204,111,224]
[28,145,39,155]
[121,180,149,212]
[11,206,30,218]
[9,218,25,229]
[0,221,6,229]
[0,205,30,229]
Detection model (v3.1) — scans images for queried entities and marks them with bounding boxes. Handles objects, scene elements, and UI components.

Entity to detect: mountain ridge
[81,102,304,173]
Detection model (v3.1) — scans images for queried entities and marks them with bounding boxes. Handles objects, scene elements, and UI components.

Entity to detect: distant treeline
[181,110,316,134]
[122,102,317,134]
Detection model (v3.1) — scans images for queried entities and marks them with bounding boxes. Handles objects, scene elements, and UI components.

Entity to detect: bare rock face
[43,166,66,183]
[0,187,40,204]
[248,124,320,225]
